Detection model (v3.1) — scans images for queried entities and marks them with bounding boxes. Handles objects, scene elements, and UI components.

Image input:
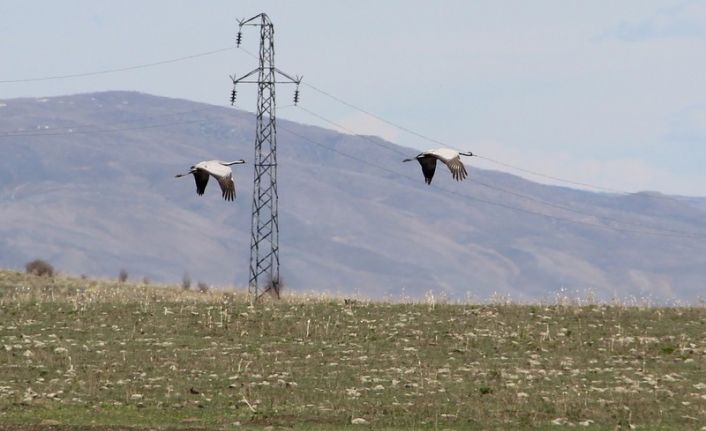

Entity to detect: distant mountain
[2,91,705,302]
[677,196,706,213]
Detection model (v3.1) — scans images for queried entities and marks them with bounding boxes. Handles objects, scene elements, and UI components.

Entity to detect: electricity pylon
[230,13,300,300]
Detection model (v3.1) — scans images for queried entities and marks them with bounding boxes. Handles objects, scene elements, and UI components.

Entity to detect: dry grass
[0,270,704,430]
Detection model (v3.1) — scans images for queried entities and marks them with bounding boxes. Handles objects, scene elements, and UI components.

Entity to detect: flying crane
[403,148,474,185]
[175,159,245,201]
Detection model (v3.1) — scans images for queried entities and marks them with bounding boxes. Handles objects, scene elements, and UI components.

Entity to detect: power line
[0,39,660,196]
[302,82,449,145]
[299,81,646,196]
[243,48,703,200]
[472,154,625,194]
[0,40,689,198]
[276,120,705,241]
[296,104,409,158]
[293,104,706,239]
[0,47,234,83]
[0,88,700,238]
[0,39,696,208]
[2,86,701,238]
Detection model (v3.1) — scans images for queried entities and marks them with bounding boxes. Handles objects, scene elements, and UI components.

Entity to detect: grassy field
[0,270,705,430]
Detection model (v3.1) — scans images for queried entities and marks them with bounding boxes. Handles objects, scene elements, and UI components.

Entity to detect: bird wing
[193,169,210,195]
[202,162,231,178]
[417,156,437,185]
[215,173,235,201]
[428,148,459,161]
[444,155,468,181]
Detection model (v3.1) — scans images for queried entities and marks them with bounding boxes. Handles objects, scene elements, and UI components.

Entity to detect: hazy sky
[2,1,706,196]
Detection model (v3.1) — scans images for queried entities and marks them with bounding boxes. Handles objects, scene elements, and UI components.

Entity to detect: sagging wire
[281,108,706,241]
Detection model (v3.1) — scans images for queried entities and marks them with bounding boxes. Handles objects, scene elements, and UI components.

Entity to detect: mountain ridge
[1,91,705,302]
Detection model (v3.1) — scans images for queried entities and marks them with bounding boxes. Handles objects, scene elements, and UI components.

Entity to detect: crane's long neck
[459,151,474,157]
[222,160,246,166]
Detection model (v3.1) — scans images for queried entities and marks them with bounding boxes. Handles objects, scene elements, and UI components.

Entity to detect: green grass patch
[0,270,704,430]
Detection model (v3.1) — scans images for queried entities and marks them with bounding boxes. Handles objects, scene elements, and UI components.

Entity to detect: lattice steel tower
[230,13,300,298]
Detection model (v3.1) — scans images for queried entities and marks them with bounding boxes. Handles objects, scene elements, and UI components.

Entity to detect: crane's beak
[175,167,196,178]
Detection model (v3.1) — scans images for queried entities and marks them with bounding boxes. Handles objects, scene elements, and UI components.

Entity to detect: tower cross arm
[274,68,302,85]
[238,13,271,27]
[231,68,260,84]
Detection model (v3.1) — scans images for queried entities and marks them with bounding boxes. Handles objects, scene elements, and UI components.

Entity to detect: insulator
[236,32,243,47]
[230,88,237,105]
[293,88,300,105]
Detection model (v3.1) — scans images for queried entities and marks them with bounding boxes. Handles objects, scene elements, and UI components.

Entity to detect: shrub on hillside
[197,282,209,293]
[182,271,192,290]
[118,269,128,283]
[25,259,54,277]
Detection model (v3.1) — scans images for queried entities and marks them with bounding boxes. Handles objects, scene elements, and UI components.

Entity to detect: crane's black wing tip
[221,185,235,201]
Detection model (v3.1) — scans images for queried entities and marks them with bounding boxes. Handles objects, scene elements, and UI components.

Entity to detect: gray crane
[403,148,474,185]
[175,160,245,201]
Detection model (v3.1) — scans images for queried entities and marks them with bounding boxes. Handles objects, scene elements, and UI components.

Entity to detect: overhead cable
[0,47,234,83]
[277,120,706,241]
